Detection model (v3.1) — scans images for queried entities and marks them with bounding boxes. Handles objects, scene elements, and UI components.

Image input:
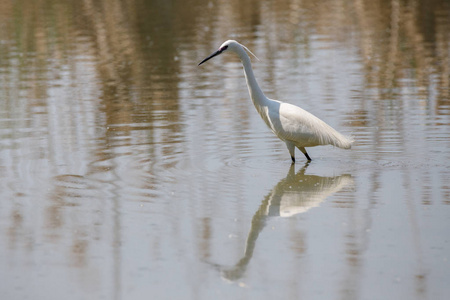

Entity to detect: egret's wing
[268,101,352,148]
[269,102,318,140]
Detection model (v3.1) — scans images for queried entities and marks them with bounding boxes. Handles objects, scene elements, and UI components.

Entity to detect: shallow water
[0,0,449,299]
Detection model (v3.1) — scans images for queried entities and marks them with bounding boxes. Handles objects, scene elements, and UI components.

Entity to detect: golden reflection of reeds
[260,0,449,109]
[434,4,450,108]
[1,0,448,119]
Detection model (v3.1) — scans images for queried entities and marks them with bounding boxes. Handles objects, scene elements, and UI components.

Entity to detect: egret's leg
[299,147,312,161]
[285,141,296,163]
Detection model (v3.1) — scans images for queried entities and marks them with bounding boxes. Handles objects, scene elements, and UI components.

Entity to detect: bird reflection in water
[207,162,353,281]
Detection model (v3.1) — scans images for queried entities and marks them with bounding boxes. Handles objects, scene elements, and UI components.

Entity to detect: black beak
[198,49,222,66]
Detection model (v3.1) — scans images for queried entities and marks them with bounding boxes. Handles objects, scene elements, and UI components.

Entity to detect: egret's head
[198,40,259,66]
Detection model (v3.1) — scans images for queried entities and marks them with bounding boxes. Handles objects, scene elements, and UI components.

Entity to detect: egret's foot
[304,151,312,161]
[298,147,312,161]
[291,156,296,164]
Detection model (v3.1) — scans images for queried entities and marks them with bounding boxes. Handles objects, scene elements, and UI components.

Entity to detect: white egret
[198,40,353,162]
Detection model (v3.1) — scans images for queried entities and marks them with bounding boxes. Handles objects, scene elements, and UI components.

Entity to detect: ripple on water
[49,174,106,206]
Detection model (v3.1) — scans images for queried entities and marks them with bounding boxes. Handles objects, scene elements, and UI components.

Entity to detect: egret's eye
[220,45,228,52]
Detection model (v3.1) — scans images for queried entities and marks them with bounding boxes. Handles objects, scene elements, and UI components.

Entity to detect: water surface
[0,0,449,299]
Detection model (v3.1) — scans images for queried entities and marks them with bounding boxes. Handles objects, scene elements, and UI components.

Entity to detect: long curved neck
[238,50,268,108]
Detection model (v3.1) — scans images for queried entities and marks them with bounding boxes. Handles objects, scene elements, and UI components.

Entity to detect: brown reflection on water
[1,0,448,125]
[354,0,450,108]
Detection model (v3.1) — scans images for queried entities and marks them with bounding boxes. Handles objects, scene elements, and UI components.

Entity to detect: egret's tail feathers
[335,135,353,149]
[315,121,353,149]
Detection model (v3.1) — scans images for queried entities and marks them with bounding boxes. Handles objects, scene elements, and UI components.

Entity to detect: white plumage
[199,40,353,162]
